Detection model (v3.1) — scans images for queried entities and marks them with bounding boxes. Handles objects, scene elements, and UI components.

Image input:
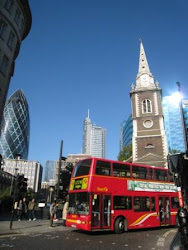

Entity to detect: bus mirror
[167,153,184,174]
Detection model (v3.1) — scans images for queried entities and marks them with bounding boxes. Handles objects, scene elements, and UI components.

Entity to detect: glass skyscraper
[162,96,186,153]
[44,160,56,181]
[82,111,106,158]
[120,114,133,150]
[0,90,30,160]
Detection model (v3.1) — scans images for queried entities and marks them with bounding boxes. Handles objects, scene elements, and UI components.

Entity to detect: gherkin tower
[0,90,30,159]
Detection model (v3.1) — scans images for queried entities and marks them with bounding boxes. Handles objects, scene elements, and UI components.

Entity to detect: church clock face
[143,119,153,128]
[141,74,149,81]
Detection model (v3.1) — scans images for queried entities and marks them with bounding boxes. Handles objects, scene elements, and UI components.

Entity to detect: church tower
[130,41,168,167]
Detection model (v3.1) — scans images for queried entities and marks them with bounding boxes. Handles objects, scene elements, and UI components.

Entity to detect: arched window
[142,99,152,113]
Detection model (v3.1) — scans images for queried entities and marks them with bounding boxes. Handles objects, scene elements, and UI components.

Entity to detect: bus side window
[132,166,147,179]
[113,163,131,178]
[171,197,179,209]
[154,169,167,181]
[134,197,150,212]
[113,196,132,210]
[151,197,155,211]
[96,161,111,176]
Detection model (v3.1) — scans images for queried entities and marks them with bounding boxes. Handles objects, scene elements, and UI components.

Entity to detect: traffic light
[16,174,28,194]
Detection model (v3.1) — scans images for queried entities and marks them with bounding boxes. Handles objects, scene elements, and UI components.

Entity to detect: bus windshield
[73,159,92,177]
[68,192,89,215]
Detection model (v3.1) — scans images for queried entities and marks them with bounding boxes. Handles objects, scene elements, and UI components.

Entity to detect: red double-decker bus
[66,157,178,233]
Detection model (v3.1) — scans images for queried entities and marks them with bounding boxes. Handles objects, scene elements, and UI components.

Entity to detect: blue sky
[8,0,188,169]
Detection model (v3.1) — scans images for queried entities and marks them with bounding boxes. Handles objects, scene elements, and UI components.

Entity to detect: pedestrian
[62,197,69,226]
[17,199,23,221]
[22,197,28,220]
[28,198,36,221]
[49,202,57,227]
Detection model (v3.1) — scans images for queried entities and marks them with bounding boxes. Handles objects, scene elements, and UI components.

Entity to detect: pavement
[0,217,70,237]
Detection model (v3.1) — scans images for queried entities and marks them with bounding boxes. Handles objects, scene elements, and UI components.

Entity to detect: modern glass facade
[0,90,30,159]
[162,96,186,153]
[44,160,56,181]
[120,114,133,150]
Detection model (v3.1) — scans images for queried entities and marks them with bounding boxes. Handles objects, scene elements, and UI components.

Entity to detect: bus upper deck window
[96,161,111,176]
[132,166,147,179]
[154,169,167,181]
[73,159,92,177]
[113,163,131,178]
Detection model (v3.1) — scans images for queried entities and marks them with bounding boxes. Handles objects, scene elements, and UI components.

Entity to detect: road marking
[163,229,176,238]
[156,237,165,247]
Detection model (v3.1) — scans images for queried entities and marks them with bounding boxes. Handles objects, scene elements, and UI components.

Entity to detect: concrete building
[3,158,42,193]
[0,90,30,160]
[0,0,32,126]
[66,153,91,165]
[130,42,168,167]
[82,111,106,158]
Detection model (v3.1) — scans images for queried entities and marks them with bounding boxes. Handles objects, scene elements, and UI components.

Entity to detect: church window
[142,99,152,114]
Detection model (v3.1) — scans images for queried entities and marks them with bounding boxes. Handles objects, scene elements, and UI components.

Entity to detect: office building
[120,114,133,150]
[0,0,32,126]
[3,158,42,193]
[162,96,186,153]
[44,160,56,182]
[0,90,30,160]
[82,111,106,158]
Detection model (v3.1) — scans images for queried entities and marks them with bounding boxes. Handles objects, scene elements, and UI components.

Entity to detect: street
[0,226,177,250]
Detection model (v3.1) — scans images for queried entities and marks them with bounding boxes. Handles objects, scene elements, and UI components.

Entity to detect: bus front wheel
[114,217,125,234]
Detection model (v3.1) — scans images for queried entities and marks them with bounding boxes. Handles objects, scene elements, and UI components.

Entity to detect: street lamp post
[57,140,63,200]
[10,154,20,229]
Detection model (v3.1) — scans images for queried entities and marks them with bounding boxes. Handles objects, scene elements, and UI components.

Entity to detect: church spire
[138,40,150,75]
[135,40,156,90]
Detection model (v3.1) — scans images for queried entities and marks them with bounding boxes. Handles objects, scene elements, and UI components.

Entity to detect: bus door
[158,196,171,225]
[91,193,111,230]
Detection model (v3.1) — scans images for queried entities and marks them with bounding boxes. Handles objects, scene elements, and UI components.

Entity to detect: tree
[118,144,132,162]
[169,148,181,154]
[0,187,11,200]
